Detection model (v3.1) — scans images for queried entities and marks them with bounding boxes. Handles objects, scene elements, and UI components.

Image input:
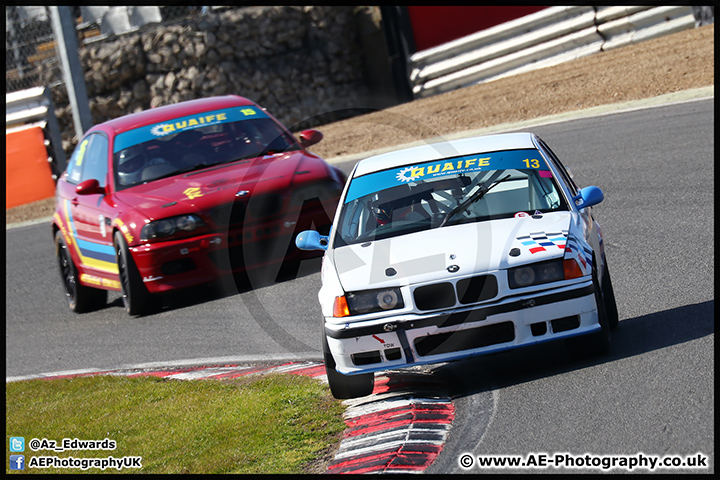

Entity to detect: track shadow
[428,300,714,399]
[113,256,324,315]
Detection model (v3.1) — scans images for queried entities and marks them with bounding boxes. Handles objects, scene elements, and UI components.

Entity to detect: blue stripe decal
[74,237,115,257]
[75,238,116,262]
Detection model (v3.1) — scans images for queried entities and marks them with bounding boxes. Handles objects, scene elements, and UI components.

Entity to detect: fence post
[49,6,93,138]
[41,88,68,175]
[379,6,415,104]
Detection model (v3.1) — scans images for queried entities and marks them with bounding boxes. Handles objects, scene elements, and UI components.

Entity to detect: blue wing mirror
[296,230,329,251]
[573,186,604,209]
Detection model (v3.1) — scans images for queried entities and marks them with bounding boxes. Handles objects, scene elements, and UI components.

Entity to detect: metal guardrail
[6,86,67,177]
[6,87,51,127]
[409,6,697,99]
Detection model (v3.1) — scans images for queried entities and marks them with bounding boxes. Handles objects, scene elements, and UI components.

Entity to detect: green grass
[6,373,346,474]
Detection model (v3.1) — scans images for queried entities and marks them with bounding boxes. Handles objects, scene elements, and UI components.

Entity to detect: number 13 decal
[522,158,541,169]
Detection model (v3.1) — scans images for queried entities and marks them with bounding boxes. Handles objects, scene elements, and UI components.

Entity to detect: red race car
[53,95,345,315]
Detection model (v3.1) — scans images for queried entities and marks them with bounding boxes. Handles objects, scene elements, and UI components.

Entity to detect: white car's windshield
[335,149,569,246]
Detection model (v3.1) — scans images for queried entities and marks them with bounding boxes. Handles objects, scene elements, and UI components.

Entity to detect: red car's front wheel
[114,231,153,316]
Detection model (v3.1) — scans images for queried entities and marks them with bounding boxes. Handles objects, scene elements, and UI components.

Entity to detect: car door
[63,132,119,277]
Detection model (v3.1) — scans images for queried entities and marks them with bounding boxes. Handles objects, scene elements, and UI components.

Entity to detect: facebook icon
[10,455,25,470]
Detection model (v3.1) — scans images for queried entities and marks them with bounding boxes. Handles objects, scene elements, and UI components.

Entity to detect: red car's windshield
[113,117,299,190]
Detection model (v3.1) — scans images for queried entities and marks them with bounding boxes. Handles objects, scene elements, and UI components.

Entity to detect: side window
[82,134,109,187]
[65,136,91,185]
[537,138,578,196]
[64,133,109,187]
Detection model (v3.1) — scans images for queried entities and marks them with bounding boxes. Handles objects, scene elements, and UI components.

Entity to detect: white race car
[296,132,618,399]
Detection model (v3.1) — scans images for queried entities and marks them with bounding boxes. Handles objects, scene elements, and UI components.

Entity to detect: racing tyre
[323,334,374,399]
[55,231,107,313]
[567,265,610,358]
[601,261,619,330]
[114,231,152,316]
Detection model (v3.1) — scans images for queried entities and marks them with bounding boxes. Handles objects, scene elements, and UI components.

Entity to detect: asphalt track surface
[6,93,714,473]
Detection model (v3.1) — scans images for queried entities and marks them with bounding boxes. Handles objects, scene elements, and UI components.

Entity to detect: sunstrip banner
[113,106,269,153]
[345,149,550,203]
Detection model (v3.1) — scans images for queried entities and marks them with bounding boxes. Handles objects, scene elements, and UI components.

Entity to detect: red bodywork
[53,96,345,295]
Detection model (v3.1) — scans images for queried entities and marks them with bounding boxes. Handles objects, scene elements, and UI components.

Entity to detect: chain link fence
[5,6,228,94]
[6,6,57,93]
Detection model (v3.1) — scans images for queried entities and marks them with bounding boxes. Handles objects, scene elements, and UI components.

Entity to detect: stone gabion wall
[52,6,381,155]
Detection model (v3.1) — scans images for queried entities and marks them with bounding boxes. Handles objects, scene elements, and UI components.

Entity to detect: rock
[205,31,217,48]
[164,71,176,89]
[54,5,383,159]
[150,95,164,108]
[132,80,148,100]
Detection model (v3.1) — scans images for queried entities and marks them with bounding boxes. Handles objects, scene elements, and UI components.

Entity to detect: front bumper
[131,204,331,294]
[325,281,599,375]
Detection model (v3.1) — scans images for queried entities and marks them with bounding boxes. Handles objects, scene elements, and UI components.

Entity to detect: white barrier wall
[409,6,697,99]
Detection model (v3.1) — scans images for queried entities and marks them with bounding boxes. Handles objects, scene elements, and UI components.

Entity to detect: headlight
[333,287,404,317]
[508,259,574,289]
[511,266,536,287]
[141,214,205,242]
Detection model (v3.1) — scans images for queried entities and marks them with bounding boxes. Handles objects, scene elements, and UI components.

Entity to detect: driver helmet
[371,185,412,226]
[116,145,148,185]
[372,205,393,226]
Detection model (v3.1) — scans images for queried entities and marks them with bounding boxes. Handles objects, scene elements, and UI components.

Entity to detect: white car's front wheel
[601,261,619,329]
[323,333,374,399]
[567,264,611,358]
